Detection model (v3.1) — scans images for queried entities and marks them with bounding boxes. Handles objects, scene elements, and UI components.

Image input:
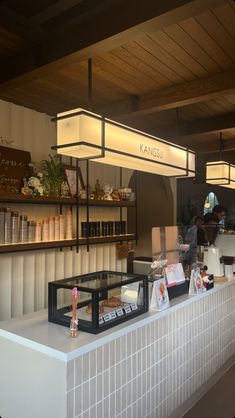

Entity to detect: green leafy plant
[41,154,64,196]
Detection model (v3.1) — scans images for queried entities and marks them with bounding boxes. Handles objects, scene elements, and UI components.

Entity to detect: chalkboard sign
[0,145,31,193]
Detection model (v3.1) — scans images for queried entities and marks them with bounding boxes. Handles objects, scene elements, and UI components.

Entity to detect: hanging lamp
[52,62,195,177]
[206,133,235,189]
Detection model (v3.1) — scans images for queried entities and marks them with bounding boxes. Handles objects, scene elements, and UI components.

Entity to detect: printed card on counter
[103,311,117,322]
[124,306,132,314]
[165,263,185,286]
[150,278,170,311]
[116,308,124,317]
[189,268,206,295]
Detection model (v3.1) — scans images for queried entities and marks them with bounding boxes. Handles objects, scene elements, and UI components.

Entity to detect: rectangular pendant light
[52,108,195,177]
[206,161,235,189]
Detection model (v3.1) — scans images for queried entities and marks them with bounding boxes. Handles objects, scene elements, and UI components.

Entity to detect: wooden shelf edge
[0,193,135,207]
[0,235,136,253]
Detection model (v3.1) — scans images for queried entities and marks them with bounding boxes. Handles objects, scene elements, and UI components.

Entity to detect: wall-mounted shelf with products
[0,163,138,254]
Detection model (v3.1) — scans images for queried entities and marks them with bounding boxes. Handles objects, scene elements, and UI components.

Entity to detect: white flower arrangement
[26,174,44,195]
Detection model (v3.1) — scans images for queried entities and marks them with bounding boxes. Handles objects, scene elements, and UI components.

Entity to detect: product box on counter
[48,270,148,334]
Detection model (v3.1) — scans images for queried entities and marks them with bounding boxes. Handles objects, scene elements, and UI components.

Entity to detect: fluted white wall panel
[0,246,127,321]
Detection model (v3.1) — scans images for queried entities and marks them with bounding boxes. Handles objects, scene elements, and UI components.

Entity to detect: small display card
[124,306,132,314]
[150,278,170,311]
[165,263,185,286]
[189,268,206,295]
[116,308,124,317]
[130,303,138,311]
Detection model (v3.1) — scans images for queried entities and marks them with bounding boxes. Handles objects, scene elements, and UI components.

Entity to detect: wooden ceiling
[0,0,235,159]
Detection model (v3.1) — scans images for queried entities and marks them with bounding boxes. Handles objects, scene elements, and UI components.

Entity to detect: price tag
[130,303,138,311]
[103,313,112,322]
[124,306,132,314]
[99,317,104,325]
[116,308,124,317]
[109,311,117,320]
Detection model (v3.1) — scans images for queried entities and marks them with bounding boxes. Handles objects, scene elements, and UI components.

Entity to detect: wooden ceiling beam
[98,68,235,118]
[155,111,235,141]
[0,0,226,93]
[30,0,84,25]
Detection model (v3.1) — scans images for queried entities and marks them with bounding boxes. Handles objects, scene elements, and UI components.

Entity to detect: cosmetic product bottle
[95,221,100,237]
[115,221,121,235]
[66,210,72,239]
[35,221,42,242]
[101,221,107,237]
[0,207,5,244]
[55,215,60,241]
[11,211,19,243]
[49,216,55,241]
[4,207,11,244]
[59,215,64,240]
[121,221,126,235]
[108,221,114,236]
[42,219,49,241]
[28,221,35,242]
[19,215,28,243]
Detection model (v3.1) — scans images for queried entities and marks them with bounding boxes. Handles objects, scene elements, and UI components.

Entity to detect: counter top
[0,277,234,362]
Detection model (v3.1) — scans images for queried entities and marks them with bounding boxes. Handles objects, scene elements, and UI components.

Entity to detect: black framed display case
[48,270,148,334]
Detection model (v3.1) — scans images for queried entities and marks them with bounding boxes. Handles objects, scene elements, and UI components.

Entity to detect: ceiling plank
[0,0,227,92]
[97,68,235,117]
[192,138,235,153]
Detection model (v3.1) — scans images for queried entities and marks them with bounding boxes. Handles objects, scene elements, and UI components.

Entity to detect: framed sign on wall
[64,165,85,197]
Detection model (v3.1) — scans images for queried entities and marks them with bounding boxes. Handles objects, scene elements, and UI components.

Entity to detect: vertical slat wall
[0,99,128,321]
[0,247,127,321]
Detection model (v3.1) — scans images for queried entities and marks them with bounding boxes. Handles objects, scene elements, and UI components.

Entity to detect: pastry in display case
[48,270,148,334]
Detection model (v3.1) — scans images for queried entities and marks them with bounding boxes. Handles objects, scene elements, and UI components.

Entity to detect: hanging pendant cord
[219,132,223,161]
[176,107,179,145]
[88,58,93,111]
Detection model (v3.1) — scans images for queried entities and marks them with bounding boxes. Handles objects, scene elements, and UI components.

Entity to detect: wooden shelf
[0,235,136,253]
[0,193,76,205]
[0,193,135,207]
[79,199,135,207]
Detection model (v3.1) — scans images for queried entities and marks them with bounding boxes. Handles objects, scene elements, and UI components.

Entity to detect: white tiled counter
[0,279,235,418]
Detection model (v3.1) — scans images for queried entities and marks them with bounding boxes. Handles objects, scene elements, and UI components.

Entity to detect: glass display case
[48,270,148,334]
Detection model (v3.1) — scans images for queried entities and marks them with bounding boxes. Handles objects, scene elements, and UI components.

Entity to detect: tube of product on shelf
[101,221,107,237]
[4,207,11,244]
[95,221,100,237]
[11,211,19,243]
[49,216,55,241]
[55,215,60,241]
[35,221,42,242]
[65,210,72,239]
[28,221,35,242]
[19,215,28,243]
[0,207,5,244]
[121,221,126,235]
[115,221,121,236]
[42,219,49,241]
[59,214,64,240]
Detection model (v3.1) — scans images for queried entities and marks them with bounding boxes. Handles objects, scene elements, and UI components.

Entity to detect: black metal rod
[135,171,138,245]
[88,58,92,111]
[120,167,123,222]
[76,159,79,253]
[86,159,90,252]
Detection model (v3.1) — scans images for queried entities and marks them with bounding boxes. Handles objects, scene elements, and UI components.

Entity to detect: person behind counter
[204,205,226,245]
[185,216,205,264]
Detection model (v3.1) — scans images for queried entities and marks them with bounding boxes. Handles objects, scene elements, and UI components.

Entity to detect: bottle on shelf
[42,219,49,241]
[0,207,5,244]
[28,221,35,242]
[4,207,11,244]
[11,211,19,243]
[49,216,55,241]
[19,215,28,243]
[35,221,42,242]
[66,210,72,239]
[59,215,64,240]
[55,216,60,241]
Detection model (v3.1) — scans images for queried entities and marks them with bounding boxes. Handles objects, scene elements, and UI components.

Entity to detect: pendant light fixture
[206,133,235,189]
[52,62,195,177]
